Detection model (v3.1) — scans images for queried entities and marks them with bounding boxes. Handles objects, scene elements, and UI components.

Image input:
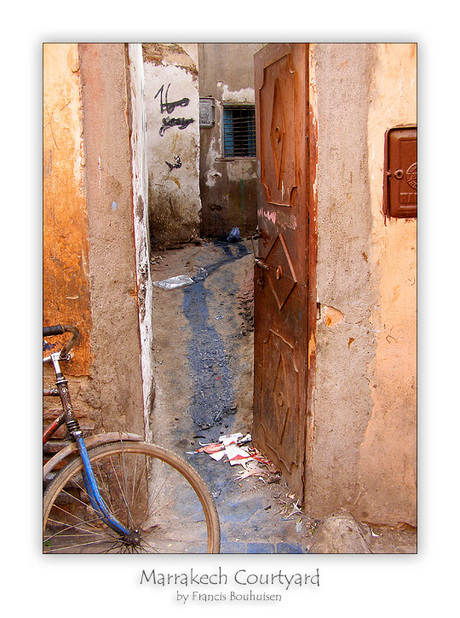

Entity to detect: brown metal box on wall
[385,127,417,218]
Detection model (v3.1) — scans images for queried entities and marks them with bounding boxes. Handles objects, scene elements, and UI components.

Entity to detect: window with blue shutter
[223,106,256,158]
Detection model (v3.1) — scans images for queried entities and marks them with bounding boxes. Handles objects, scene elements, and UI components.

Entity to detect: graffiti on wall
[155,83,189,113]
[155,83,195,136]
[165,155,182,172]
[159,117,194,136]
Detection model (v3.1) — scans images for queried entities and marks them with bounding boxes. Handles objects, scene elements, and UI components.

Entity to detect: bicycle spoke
[45,535,117,552]
[46,493,119,535]
[136,463,177,529]
[45,517,116,541]
[104,452,136,527]
[118,439,134,526]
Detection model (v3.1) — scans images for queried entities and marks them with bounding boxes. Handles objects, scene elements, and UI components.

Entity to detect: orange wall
[43,43,92,374]
[310,43,417,526]
[358,43,417,525]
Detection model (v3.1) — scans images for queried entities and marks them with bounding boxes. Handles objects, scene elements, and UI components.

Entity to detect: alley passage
[150,239,311,553]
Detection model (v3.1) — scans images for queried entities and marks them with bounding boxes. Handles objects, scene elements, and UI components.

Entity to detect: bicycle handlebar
[43,324,81,357]
[43,325,65,337]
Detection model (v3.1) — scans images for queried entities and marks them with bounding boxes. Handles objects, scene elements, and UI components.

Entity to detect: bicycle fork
[48,353,136,542]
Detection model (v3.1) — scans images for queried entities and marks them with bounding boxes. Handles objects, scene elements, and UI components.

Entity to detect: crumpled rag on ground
[189,433,279,481]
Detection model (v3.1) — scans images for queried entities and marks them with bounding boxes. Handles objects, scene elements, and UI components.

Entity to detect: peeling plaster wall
[143,44,201,247]
[43,44,96,437]
[43,43,93,375]
[127,44,156,441]
[43,44,149,439]
[198,43,263,237]
[78,43,145,436]
[309,44,416,526]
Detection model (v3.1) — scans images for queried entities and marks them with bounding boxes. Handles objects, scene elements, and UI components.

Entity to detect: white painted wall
[128,43,156,441]
[144,45,201,246]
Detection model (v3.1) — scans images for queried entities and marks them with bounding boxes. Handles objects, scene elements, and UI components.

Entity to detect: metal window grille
[223,106,256,157]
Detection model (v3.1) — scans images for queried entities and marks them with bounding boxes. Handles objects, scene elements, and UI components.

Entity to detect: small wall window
[222,105,256,158]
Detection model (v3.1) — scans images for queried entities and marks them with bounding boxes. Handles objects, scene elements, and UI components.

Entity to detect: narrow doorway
[146,43,313,553]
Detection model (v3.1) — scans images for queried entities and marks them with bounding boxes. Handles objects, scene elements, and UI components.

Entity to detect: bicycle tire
[43,441,220,554]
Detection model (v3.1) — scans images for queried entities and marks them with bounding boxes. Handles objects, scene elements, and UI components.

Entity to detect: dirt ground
[150,239,254,446]
[148,239,417,554]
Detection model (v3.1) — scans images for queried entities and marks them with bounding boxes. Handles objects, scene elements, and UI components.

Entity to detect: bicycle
[43,324,221,553]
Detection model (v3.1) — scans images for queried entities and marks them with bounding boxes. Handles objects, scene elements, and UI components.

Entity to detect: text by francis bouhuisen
[139,567,320,592]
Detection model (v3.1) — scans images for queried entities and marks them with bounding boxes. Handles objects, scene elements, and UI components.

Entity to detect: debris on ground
[193,267,209,281]
[189,432,281,482]
[153,265,213,290]
[281,499,303,521]
[227,227,242,243]
[153,274,195,289]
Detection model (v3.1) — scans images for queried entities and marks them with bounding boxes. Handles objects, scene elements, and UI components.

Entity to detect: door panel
[253,43,310,501]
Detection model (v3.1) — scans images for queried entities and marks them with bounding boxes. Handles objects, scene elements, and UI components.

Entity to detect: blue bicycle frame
[44,344,132,540]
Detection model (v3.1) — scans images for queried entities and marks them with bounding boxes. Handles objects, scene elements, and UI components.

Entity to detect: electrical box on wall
[384,127,417,218]
[199,98,215,128]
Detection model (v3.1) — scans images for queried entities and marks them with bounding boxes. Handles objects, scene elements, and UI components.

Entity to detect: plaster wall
[76,43,145,436]
[43,43,149,438]
[43,43,92,375]
[358,43,417,525]
[309,44,376,516]
[309,43,416,526]
[143,44,201,247]
[127,44,156,441]
[43,43,96,437]
[198,43,263,238]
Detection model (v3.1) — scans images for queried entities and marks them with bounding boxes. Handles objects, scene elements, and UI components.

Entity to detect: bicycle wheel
[43,441,220,553]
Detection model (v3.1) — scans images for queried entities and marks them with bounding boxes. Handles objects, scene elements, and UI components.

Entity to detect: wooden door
[253,43,314,503]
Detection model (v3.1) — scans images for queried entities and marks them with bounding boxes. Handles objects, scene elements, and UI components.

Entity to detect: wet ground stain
[182,241,249,431]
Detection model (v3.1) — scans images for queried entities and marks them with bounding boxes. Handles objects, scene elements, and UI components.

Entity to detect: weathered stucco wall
[43,43,92,375]
[358,43,417,525]
[43,43,155,442]
[309,43,416,526]
[78,43,145,436]
[309,43,377,517]
[43,43,150,439]
[198,43,262,238]
[127,44,156,440]
[43,43,96,438]
[143,44,201,247]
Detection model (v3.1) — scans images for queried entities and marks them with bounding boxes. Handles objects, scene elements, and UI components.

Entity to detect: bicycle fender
[43,431,143,479]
